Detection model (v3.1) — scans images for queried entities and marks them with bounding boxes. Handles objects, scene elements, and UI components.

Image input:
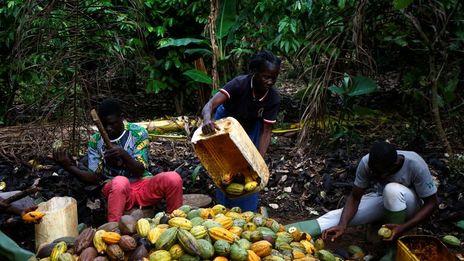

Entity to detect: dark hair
[248,50,281,73]
[368,141,397,168]
[97,98,123,118]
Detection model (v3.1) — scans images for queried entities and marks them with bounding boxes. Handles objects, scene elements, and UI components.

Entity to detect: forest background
[0,0,463,158]
[0,0,463,255]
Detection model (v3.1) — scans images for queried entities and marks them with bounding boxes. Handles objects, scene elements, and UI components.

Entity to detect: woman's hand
[201,120,219,135]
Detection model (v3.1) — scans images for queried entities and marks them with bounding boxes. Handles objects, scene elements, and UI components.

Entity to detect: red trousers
[102,172,183,222]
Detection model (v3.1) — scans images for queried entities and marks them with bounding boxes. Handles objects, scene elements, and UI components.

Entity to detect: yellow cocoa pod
[244,222,257,231]
[157,224,170,229]
[292,249,306,259]
[225,211,243,220]
[147,225,168,244]
[168,217,193,230]
[225,183,245,196]
[212,204,227,215]
[136,218,151,237]
[290,242,306,253]
[208,226,239,243]
[149,250,171,261]
[169,244,184,259]
[241,211,255,222]
[229,226,243,237]
[170,209,187,218]
[102,231,121,244]
[244,181,258,192]
[190,225,208,239]
[287,226,303,241]
[300,240,316,254]
[247,250,262,261]
[276,232,293,244]
[50,241,67,261]
[22,211,45,223]
[314,238,325,250]
[222,173,233,185]
[378,226,392,239]
[214,215,234,229]
[201,208,215,219]
[93,230,107,254]
[57,252,73,261]
[250,240,272,257]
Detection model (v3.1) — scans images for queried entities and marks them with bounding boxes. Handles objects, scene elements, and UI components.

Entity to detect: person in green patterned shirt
[54,98,183,221]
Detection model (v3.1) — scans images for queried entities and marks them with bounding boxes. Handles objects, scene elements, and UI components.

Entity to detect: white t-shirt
[354,151,437,198]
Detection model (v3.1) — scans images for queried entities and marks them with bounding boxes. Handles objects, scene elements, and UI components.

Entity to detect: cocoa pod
[79,247,98,261]
[74,227,96,254]
[119,235,137,252]
[93,256,109,261]
[129,208,144,222]
[98,222,120,233]
[129,245,148,261]
[52,237,76,248]
[57,252,74,261]
[36,242,57,258]
[107,244,124,261]
[119,215,136,235]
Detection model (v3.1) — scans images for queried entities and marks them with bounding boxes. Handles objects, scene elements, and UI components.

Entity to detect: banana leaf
[183,69,212,84]
[217,0,237,39]
[158,38,207,48]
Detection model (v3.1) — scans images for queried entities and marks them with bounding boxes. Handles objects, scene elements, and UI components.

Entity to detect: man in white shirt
[287,141,438,260]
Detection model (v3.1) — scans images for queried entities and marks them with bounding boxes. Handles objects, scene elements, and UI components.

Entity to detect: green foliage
[183,69,212,85]
[296,0,464,151]
[191,164,203,185]
[1,0,463,154]
[393,0,414,10]
[159,38,208,48]
[217,0,237,40]
[394,119,430,151]
[329,74,378,117]
[329,74,377,97]
[139,0,210,113]
[328,122,362,148]
[0,0,149,123]
[448,154,464,177]
[325,74,378,147]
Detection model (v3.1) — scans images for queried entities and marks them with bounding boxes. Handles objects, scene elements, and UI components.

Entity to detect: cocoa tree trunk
[430,57,452,154]
[208,0,220,91]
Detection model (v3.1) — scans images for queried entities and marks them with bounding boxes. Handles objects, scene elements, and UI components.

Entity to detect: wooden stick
[0,186,41,209]
[90,109,113,149]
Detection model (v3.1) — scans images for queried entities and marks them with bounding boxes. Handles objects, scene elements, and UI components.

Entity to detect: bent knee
[165,172,183,187]
[383,182,406,197]
[110,176,131,191]
[383,182,407,210]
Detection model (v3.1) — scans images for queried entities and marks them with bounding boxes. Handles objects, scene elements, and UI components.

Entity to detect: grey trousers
[317,183,421,232]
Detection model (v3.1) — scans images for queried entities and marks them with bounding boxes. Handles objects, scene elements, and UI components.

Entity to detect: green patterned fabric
[88,122,152,181]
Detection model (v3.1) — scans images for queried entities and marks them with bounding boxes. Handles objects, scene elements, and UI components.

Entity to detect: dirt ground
[1,130,463,259]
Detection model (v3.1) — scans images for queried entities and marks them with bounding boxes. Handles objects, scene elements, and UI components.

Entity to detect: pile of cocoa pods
[36,204,339,261]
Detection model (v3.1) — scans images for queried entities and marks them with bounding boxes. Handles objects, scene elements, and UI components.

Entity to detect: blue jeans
[214,105,261,212]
